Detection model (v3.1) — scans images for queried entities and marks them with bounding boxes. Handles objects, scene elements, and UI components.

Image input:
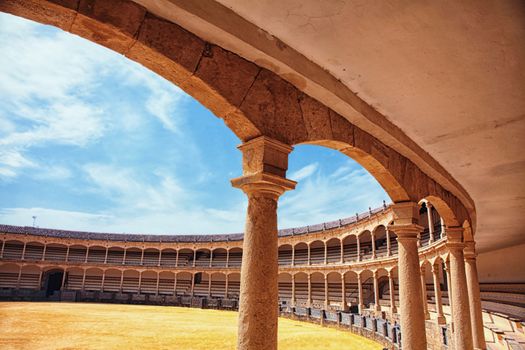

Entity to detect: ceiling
[135,0,525,252]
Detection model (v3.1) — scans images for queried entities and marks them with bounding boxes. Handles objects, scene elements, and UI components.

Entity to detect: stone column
[291,274,296,307]
[388,202,427,350]
[324,242,327,264]
[84,246,89,263]
[175,250,179,267]
[427,202,435,243]
[356,236,361,262]
[324,274,329,309]
[291,245,295,266]
[440,218,446,239]
[119,271,124,293]
[16,265,22,289]
[41,244,47,261]
[138,272,143,294]
[173,273,178,295]
[209,250,213,268]
[21,242,27,260]
[388,270,397,314]
[140,248,145,266]
[81,269,86,292]
[444,259,454,324]
[357,273,364,314]
[432,262,446,324]
[464,241,486,350]
[193,250,197,268]
[307,244,311,266]
[122,248,127,265]
[101,271,106,292]
[341,273,348,311]
[190,273,195,296]
[225,274,229,298]
[373,270,381,312]
[371,233,377,259]
[65,245,70,262]
[307,274,312,307]
[61,269,67,290]
[38,269,43,290]
[208,274,212,296]
[158,249,162,267]
[0,239,5,258]
[421,265,430,319]
[340,240,344,264]
[231,136,296,350]
[226,249,230,268]
[155,273,160,295]
[447,228,474,350]
[386,228,391,256]
[104,247,109,264]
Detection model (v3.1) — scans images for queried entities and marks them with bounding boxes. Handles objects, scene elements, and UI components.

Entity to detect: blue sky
[0,13,389,234]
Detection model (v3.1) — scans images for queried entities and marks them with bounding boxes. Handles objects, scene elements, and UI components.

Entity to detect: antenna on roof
[32,216,37,228]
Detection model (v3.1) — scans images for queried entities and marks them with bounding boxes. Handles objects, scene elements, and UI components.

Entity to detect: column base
[436,315,446,325]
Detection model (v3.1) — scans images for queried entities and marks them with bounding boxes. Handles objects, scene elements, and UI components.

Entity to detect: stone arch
[68,244,88,262]
[326,271,342,308]
[104,268,122,292]
[159,248,177,267]
[209,272,226,298]
[293,272,309,305]
[325,238,341,264]
[106,246,125,264]
[24,241,45,260]
[84,267,103,291]
[278,244,292,266]
[278,272,292,305]
[309,240,324,265]
[142,248,160,266]
[211,248,227,267]
[0,0,471,227]
[19,264,41,290]
[140,270,158,294]
[293,242,308,265]
[86,245,106,263]
[3,240,25,260]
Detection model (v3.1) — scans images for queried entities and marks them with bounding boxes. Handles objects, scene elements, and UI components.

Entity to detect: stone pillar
[388,270,397,314]
[291,274,296,307]
[427,202,435,243]
[84,246,89,263]
[122,248,127,265]
[156,273,160,295]
[38,269,43,290]
[193,250,197,268]
[357,273,364,314]
[388,202,427,350]
[65,245,70,262]
[386,228,392,256]
[324,242,327,264]
[340,240,344,264]
[432,262,446,324]
[140,249,145,265]
[291,245,295,266]
[190,273,195,296]
[175,250,179,267]
[0,239,5,258]
[447,227,474,350]
[324,274,329,309]
[173,273,178,295]
[371,233,377,259]
[61,269,67,290]
[421,265,430,319]
[104,247,109,264]
[464,241,486,350]
[307,244,311,266]
[16,265,22,289]
[208,274,212,296]
[209,250,213,268]
[341,273,348,311]
[21,242,27,260]
[225,274,229,298]
[231,136,296,350]
[373,270,381,312]
[41,244,47,261]
[444,259,454,326]
[226,249,230,268]
[138,272,143,294]
[356,236,361,262]
[158,249,162,267]
[101,271,106,292]
[307,274,312,307]
[81,269,86,292]
[440,217,446,239]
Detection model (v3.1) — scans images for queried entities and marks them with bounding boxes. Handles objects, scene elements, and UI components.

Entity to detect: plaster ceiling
[136,0,525,252]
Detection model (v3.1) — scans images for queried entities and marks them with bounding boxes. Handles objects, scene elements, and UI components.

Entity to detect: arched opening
[310,272,325,308]
[326,272,342,310]
[103,269,122,292]
[359,231,373,260]
[0,263,21,289]
[68,245,88,262]
[210,272,226,298]
[158,271,175,295]
[342,235,358,262]
[3,241,24,260]
[309,240,324,265]
[106,247,124,264]
[373,225,388,258]
[228,248,242,268]
[43,269,64,296]
[293,272,309,307]
[326,238,341,264]
[124,248,142,266]
[343,271,359,313]
[176,272,192,296]
[86,245,106,263]
[278,244,292,266]
[293,243,308,265]
[278,273,292,305]
[159,249,177,267]
[143,248,160,266]
[20,265,41,290]
[24,242,44,260]
[211,248,227,267]
[177,249,194,267]
[194,248,211,267]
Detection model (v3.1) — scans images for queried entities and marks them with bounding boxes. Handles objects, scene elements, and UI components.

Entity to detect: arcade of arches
[0,1,524,350]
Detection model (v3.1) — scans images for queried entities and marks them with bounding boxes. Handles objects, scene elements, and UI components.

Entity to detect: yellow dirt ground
[0,302,382,350]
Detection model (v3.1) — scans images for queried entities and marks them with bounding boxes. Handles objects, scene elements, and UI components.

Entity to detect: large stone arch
[0,0,471,227]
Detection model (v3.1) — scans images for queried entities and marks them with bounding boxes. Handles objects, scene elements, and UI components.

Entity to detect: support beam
[231,136,295,350]
[389,202,427,350]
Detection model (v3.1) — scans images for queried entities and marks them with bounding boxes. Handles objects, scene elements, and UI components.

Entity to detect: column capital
[463,241,477,260]
[390,201,420,225]
[388,223,424,240]
[446,226,465,250]
[231,136,296,198]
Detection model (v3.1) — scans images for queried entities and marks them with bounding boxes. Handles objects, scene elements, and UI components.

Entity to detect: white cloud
[289,163,318,181]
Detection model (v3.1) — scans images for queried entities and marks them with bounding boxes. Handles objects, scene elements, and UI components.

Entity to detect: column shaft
[421,266,430,319]
[373,271,381,311]
[357,273,364,314]
[388,271,397,314]
[432,263,446,324]
[465,243,486,350]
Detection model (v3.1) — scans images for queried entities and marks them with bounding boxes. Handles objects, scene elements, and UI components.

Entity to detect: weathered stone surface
[299,94,332,141]
[127,13,204,84]
[181,45,259,118]
[329,110,354,145]
[71,0,146,53]
[240,69,307,145]
[0,0,78,31]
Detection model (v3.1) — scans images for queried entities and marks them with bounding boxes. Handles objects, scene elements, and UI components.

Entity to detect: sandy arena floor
[0,302,382,350]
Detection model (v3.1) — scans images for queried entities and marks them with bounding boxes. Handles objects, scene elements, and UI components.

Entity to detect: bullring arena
[0,1,524,350]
